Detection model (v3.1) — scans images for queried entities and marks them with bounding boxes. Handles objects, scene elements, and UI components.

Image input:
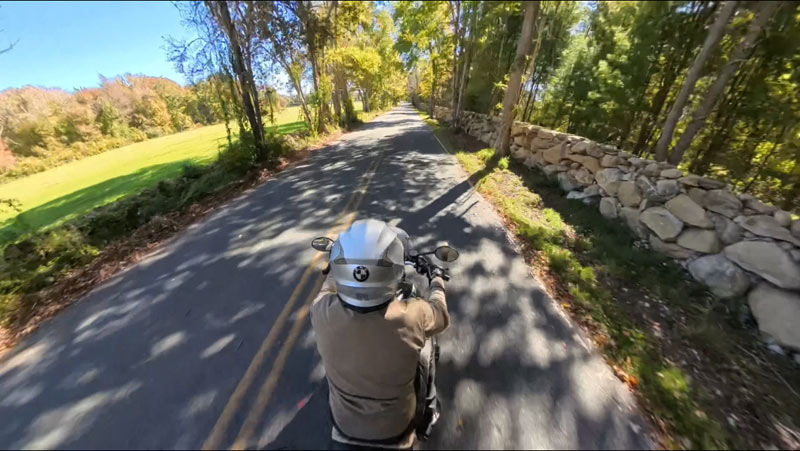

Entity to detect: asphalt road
[0,104,651,450]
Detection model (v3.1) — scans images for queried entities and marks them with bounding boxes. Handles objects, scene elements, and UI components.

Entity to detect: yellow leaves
[612,358,640,389]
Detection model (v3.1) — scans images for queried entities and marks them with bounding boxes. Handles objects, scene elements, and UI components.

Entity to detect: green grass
[0,103,360,245]
[0,101,383,335]
[0,131,279,329]
[455,149,727,449]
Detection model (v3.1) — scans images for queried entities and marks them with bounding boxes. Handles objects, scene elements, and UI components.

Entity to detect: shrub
[181,162,204,180]
[2,227,96,282]
[498,156,509,170]
[78,202,137,244]
[219,137,258,174]
[263,130,290,159]
[476,148,495,163]
[0,227,98,325]
[180,167,232,206]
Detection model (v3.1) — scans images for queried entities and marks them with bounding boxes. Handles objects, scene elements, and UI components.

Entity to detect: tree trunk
[494,1,539,156]
[523,81,540,122]
[332,71,355,126]
[264,89,275,125]
[360,88,370,113]
[242,46,264,134]
[521,80,535,122]
[331,79,342,124]
[521,3,548,123]
[222,65,246,136]
[667,1,782,165]
[309,44,323,132]
[688,63,752,172]
[633,37,694,155]
[279,59,313,126]
[209,1,266,156]
[339,76,355,123]
[211,76,234,147]
[330,2,342,125]
[653,1,738,161]
[429,57,437,117]
[450,0,462,118]
[551,63,574,129]
[262,16,313,128]
[298,1,332,134]
[454,2,479,130]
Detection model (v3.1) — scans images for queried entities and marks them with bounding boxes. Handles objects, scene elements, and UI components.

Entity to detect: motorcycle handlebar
[406,254,450,282]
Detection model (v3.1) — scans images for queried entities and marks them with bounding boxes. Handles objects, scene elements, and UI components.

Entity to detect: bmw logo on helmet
[353,266,369,282]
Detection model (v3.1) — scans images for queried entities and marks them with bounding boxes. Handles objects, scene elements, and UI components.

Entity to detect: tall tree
[395,1,452,117]
[329,1,372,124]
[251,2,314,128]
[206,0,266,155]
[297,1,337,133]
[454,2,480,130]
[494,1,539,156]
[449,1,463,121]
[668,1,784,164]
[654,1,738,161]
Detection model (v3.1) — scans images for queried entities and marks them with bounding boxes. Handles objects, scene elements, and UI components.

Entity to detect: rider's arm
[420,276,449,337]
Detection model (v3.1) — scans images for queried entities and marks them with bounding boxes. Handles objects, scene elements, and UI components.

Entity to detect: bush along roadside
[421,113,800,450]
[0,125,321,349]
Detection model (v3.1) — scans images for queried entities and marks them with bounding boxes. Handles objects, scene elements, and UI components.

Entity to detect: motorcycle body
[310,230,458,449]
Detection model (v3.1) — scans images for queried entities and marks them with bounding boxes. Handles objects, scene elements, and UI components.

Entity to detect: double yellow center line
[202,151,384,450]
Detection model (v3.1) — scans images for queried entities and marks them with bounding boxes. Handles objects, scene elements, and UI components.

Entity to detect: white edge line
[417,111,452,155]
[432,133,451,155]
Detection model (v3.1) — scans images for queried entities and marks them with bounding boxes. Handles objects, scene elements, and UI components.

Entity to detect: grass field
[0,103,359,245]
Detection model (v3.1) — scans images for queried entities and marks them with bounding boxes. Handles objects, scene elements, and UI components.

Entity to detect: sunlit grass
[0,103,362,244]
[453,149,727,449]
[0,101,375,331]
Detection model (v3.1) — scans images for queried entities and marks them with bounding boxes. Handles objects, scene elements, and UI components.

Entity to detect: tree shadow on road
[258,107,652,450]
[0,106,650,450]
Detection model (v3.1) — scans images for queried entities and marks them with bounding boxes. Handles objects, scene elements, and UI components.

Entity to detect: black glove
[415,256,447,283]
[414,256,431,277]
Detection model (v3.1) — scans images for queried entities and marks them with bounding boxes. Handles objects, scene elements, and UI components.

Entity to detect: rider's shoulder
[389,296,431,315]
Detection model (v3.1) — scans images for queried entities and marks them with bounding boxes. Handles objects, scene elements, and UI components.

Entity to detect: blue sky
[0,1,197,91]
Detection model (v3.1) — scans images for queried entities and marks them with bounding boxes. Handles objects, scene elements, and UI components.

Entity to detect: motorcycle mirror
[311,237,334,252]
[434,245,460,262]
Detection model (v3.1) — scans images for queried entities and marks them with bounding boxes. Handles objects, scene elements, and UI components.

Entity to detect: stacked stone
[425,103,800,354]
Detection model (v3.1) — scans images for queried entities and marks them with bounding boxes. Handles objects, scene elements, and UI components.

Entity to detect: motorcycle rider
[310,219,450,448]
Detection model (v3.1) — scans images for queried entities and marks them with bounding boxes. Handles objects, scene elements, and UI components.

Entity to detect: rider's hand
[415,256,430,276]
[415,256,448,283]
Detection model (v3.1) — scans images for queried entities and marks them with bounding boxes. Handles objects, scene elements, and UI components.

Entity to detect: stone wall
[421,102,800,354]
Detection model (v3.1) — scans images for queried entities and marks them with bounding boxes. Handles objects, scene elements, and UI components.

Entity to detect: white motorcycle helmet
[328,219,408,309]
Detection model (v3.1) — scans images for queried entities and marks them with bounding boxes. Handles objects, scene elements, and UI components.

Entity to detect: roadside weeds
[420,111,800,450]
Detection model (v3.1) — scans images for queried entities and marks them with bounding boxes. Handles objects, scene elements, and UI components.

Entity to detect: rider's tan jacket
[310,276,448,441]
